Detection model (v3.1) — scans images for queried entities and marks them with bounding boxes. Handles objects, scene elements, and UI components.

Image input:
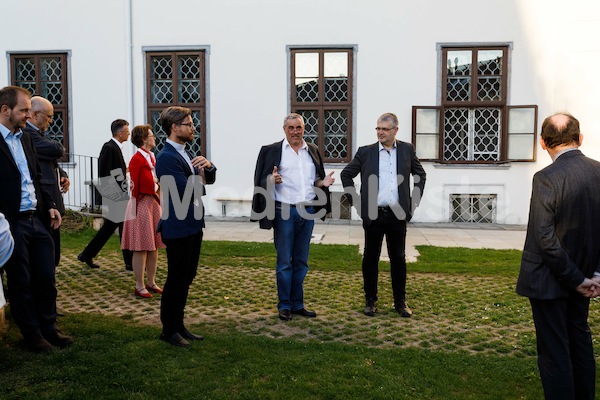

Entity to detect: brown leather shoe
[43,329,74,348]
[363,300,377,316]
[278,309,292,321]
[160,332,190,347]
[24,335,53,353]
[395,301,412,318]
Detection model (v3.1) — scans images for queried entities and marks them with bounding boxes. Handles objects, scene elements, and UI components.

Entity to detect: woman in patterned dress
[122,125,164,298]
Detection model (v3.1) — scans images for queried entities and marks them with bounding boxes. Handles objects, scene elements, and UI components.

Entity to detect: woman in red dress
[122,125,164,298]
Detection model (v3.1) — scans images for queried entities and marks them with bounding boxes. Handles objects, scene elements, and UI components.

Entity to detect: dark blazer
[0,128,56,230]
[250,140,331,230]
[340,140,426,225]
[155,142,216,240]
[23,123,67,214]
[516,150,600,299]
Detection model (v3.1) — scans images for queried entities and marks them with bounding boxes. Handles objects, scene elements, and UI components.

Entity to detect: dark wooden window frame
[145,50,206,155]
[412,45,537,163]
[10,52,70,157]
[290,48,354,163]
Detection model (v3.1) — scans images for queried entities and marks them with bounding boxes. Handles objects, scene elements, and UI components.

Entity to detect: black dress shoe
[160,332,190,347]
[291,308,317,318]
[278,309,292,321]
[77,253,99,269]
[395,301,412,318]
[24,335,53,353]
[180,328,204,341]
[43,329,74,348]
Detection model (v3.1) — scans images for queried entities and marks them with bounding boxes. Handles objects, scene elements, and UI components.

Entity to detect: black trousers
[50,227,61,266]
[530,295,596,400]
[4,214,57,338]
[362,210,407,305]
[160,231,203,336]
[80,218,132,267]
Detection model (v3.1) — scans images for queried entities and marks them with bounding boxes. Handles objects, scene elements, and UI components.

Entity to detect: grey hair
[378,113,398,128]
[283,113,305,126]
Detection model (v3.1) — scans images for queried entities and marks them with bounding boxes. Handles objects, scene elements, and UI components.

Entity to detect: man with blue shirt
[0,86,73,352]
[341,113,426,318]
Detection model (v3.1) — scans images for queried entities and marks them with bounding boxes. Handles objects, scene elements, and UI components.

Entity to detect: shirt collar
[166,138,187,152]
[26,121,41,133]
[282,137,307,150]
[553,147,578,162]
[111,137,124,149]
[378,141,397,151]
[0,123,22,140]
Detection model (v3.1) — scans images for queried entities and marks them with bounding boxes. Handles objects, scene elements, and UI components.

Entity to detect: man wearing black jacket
[78,119,133,270]
[24,96,69,266]
[0,86,73,352]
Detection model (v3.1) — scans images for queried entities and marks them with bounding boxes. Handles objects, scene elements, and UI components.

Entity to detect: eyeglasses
[375,127,395,132]
[37,111,54,120]
[178,122,195,129]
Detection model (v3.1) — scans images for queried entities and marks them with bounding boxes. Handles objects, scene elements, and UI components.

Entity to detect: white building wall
[2,0,599,224]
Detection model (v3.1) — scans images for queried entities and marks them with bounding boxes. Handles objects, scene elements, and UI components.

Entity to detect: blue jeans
[273,205,314,311]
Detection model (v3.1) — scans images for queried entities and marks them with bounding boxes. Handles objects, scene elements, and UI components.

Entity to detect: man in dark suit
[341,113,426,318]
[0,85,73,352]
[156,106,216,347]
[516,113,600,400]
[78,119,133,270]
[23,96,70,266]
[251,113,334,321]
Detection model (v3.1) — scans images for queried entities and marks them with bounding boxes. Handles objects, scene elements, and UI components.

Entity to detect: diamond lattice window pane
[46,111,64,145]
[151,111,166,153]
[151,56,173,79]
[473,108,500,161]
[295,53,319,102]
[324,53,348,102]
[178,80,200,103]
[42,82,63,104]
[447,78,471,101]
[20,82,37,95]
[178,56,200,80]
[324,110,348,159]
[477,50,503,76]
[477,77,502,101]
[15,58,36,82]
[188,111,202,155]
[324,77,348,102]
[443,108,469,161]
[41,58,62,81]
[298,110,318,146]
[151,81,173,103]
[296,79,318,102]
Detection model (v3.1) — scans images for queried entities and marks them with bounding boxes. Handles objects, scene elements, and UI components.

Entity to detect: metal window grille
[443,108,501,161]
[291,49,353,163]
[450,194,497,223]
[11,53,70,155]
[146,51,206,156]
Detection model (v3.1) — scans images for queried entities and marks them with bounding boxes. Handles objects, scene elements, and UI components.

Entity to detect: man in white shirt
[251,113,334,321]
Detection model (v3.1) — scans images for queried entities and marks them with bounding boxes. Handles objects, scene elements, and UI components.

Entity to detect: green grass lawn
[1,222,596,399]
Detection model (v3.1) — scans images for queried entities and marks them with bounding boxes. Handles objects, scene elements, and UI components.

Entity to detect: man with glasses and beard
[155,106,216,347]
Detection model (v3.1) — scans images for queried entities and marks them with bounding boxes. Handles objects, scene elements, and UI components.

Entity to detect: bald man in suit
[517,113,600,400]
